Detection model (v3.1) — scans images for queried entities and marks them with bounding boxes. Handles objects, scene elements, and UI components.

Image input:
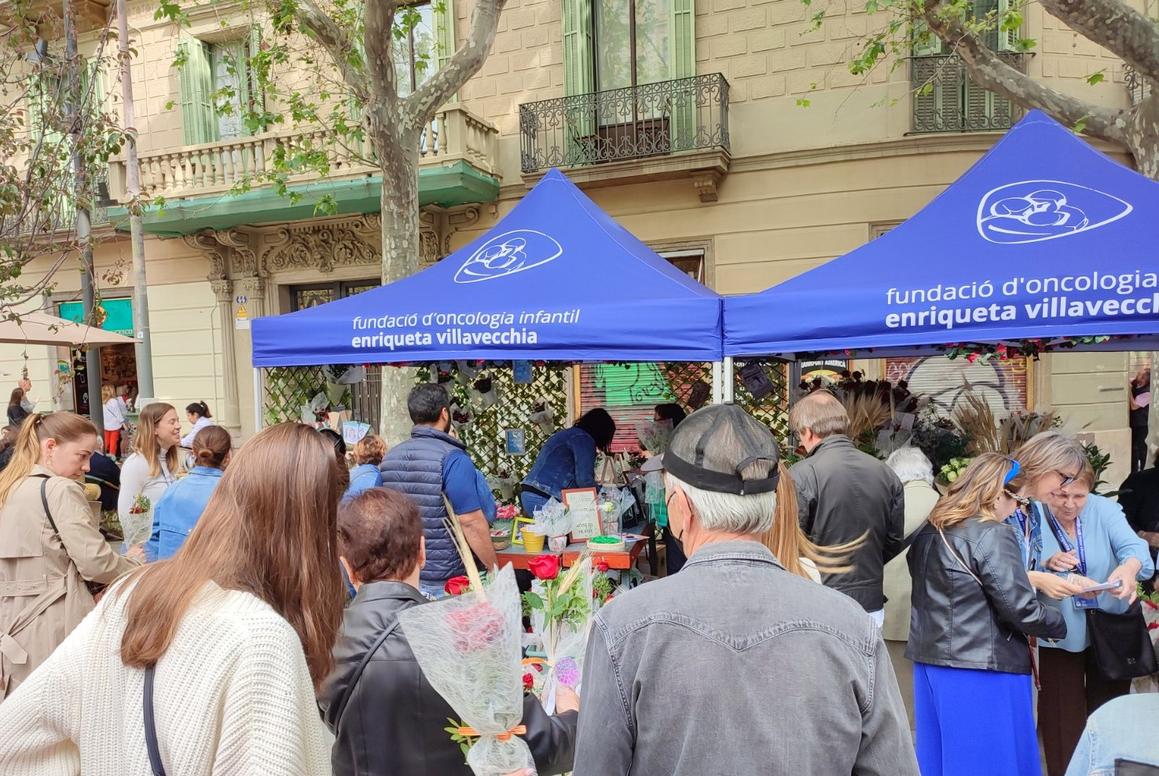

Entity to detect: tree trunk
[375,118,424,445]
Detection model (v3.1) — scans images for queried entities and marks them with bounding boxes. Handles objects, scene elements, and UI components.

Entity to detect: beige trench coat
[0,466,137,699]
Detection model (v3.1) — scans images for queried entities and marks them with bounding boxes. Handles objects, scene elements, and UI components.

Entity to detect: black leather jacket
[906,516,1066,673]
[318,581,578,776]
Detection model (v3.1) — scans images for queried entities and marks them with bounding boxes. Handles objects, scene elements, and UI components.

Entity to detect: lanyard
[1047,513,1086,576]
[1011,510,1031,569]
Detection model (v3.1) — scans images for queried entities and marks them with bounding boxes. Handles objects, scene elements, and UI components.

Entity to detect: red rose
[966,353,979,364]
[596,561,610,573]
[444,576,471,596]
[448,603,506,653]
[528,554,561,581]
[522,672,534,691]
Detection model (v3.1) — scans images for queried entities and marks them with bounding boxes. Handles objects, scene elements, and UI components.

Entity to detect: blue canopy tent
[253,169,722,367]
[724,111,1159,360]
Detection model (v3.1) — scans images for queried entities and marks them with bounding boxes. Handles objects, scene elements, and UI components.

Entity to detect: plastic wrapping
[527,558,594,715]
[398,565,534,776]
[636,418,674,453]
[532,498,571,537]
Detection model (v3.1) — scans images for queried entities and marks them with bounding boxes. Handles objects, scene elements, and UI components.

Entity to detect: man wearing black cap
[573,404,917,776]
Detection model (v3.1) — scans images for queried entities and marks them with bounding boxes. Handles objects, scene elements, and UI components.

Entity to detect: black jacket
[906,516,1066,673]
[791,435,906,611]
[318,581,578,776]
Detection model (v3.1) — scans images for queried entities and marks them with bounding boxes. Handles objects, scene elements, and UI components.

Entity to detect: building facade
[2,0,1151,483]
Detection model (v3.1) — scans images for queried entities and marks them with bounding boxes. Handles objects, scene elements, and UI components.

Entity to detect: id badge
[1074,596,1101,610]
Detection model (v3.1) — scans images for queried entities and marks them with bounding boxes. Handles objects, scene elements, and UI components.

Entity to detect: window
[392,3,437,97]
[290,280,379,311]
[910,0,1022,133]
[563,0,693,97]
[178,29,263,145]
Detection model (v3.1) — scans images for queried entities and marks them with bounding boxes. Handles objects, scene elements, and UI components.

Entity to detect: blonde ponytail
[0,413,98,504]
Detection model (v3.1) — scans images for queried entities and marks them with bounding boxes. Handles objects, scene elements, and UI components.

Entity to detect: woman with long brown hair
[760,461,862,582]
[0,423,344,774]
[907,453,1066,776]
[117,402,182,551]
[0,413,137,698]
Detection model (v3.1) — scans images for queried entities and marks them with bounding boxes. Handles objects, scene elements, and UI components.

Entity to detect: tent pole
[723,357,735,403]
[711,361,723,405]
[252,367,263,434]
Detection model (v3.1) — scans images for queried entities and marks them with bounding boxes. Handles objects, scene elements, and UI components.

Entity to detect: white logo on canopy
[977,180,1132,245]
[454,229,564,284]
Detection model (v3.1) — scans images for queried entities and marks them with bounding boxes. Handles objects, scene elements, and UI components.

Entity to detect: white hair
[886,446,934,485]
[665,472,777,535]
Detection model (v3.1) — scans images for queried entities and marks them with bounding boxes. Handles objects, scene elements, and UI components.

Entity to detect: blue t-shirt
[443,451,497,522]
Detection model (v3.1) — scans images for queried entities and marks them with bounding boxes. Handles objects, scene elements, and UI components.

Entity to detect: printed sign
[563,487,600,541]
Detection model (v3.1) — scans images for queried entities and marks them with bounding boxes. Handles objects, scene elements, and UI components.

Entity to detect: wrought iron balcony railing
[1125,65,1152,107]
[518,73,730,174]
[911,53,1026,133]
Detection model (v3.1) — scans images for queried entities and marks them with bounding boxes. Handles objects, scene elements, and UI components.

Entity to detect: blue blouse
[145,466,224,561]
[1037,493,1154,653]
[345,464,384,500]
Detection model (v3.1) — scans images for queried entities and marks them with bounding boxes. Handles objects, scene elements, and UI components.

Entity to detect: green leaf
[796,98,811,108]
[523,591,545,610]
[1085,70,1105,86]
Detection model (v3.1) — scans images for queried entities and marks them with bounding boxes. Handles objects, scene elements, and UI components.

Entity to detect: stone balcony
[106,105,501,235]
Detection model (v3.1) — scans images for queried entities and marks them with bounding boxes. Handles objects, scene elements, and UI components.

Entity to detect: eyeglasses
[1055,470,1078,488]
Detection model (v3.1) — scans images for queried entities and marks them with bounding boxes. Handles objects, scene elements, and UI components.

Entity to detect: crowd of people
[0,377,1155,775]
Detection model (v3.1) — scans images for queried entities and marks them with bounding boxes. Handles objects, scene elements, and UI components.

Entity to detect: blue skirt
[913,662,1041,776]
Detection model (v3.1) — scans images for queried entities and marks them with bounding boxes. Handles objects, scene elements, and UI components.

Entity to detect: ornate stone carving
[183,231,227,280]
[260,217,381,274]
[213,229,258,276]
[691,171,722,203]
[210,278,233,300]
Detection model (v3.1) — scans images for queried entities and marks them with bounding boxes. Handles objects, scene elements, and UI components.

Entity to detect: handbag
[1086,600,1158,681]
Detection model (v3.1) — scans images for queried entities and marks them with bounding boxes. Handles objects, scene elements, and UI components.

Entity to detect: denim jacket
[573,540,918,776]
[345,464,384,500]
[145,467,223,561]
[1065,694,1159,776]
[520,427,597,514]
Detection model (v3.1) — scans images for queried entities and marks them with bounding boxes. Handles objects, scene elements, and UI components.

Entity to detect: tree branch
[1039,0,1159,84]
[921,0,1131,146]
[363,0,400,111]
[403,0,507,127]
[293,0,367,102]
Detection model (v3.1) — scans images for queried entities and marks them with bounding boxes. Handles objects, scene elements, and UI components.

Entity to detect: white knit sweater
[0,582,333,775]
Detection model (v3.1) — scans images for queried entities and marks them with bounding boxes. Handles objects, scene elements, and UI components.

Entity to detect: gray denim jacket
[573,541,918,776]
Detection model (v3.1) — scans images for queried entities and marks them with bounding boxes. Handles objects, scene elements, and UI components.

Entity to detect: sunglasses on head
[1055,470,1078,488]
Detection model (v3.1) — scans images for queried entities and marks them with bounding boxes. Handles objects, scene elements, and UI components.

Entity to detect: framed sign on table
[562,487,600,540]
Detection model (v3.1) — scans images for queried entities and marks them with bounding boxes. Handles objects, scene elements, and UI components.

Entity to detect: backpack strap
[331,618,402,727]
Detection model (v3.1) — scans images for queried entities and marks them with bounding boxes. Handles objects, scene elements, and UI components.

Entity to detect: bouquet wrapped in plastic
[532,497,571,538]
[636,418,674,453]
[399,562,533,775]
[524,555,594,714]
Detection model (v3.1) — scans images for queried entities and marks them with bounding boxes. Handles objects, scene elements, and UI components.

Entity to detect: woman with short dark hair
[319,487,579,776]
[519,408,616,517]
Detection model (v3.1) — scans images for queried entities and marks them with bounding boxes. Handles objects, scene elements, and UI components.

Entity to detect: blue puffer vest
[379,426,467,583]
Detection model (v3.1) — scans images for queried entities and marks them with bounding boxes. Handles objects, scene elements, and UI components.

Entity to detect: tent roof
[0,311,136,347]
[724,111,1159,357]
[252,169,722,367]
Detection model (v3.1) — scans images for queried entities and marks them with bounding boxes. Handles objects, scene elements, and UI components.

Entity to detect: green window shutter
[669,0,695,150]
[562,0,594,165]
[433,0,457,102]
[911,19,945,57]
[562,0,593,97]
[996,0,1017,51]
[178,33,215,145]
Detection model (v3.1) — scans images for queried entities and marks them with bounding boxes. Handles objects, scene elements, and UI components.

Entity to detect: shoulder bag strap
[32,475,61,537]
[331,618,402,727]
[937,528,982,586]
[144,665,166,776]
